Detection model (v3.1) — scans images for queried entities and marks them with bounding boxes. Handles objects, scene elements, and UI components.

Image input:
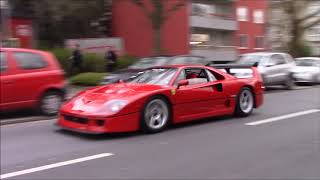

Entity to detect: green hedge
[49,48,138,76]
[70,72,107,86]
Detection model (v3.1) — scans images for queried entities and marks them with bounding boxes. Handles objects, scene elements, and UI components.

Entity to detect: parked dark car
[100,55,208,85]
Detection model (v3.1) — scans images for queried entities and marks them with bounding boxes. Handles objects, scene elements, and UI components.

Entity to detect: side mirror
[177,79,189,89]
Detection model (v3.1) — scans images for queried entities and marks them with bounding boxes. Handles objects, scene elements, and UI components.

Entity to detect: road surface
[1,86,320,179]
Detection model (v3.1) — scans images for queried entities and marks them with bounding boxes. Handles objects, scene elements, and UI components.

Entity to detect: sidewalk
[0,85,92,125]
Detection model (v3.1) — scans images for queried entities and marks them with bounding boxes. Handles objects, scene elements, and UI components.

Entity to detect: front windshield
[236,55,267,66]
[129,68,177,86]
[129,57,170,69]
[296,59,319,67]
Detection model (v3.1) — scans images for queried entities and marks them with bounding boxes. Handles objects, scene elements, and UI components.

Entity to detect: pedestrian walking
[69,44,83,75]
[105,49,117,72]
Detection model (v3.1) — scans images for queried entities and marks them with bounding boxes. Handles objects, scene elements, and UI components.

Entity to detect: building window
[239,35,248,48]
[255,36,264,49]
[237,7,248,21]
[253,10,264,24]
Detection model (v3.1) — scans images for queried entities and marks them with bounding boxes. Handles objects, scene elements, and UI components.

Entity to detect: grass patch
[70,72,107,86]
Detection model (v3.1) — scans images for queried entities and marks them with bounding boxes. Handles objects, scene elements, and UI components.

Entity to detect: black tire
[140,96,171,134]
[234,87,254,117]
[284,75,295,90]
[39,91,63,116]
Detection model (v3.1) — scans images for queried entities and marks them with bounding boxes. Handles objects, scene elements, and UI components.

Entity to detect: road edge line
[246,109,320,126]
[0,153,114,179]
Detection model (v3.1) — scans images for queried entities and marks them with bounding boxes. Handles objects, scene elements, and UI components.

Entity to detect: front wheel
[235,87,254,117]
[141,97,170,133]
[39,91,63,116]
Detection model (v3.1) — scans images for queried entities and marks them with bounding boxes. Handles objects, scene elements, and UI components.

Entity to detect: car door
[264,54,287,85]
[10,51,49,106]
[172,68,227,122]
[0,51,15,110]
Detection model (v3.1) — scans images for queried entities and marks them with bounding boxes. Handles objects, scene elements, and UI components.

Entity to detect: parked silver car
[292,57,320,84]
[235,52,296,89]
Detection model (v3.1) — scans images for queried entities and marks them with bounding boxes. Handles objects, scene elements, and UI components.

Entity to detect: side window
[174,70,186,86]
[185,68,209,85]
[205,69,218,82]
[13,52,48,70]
[0,52,8,72]
[270,54,286,65]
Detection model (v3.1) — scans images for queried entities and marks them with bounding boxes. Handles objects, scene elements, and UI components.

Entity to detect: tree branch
[131,0,150,18]
[298,8,320,23]
[168,0,186,14]
[164,0,187,20]
[303,17,320,29]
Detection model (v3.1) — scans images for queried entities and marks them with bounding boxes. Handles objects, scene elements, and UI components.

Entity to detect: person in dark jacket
[106,49,117,72]
[69,44,83,75]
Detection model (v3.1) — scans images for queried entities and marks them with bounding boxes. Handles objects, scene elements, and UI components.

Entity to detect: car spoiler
[206,62,259,79]
[206,62,258,68]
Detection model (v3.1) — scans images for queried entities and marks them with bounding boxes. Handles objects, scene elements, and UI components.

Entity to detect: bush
[69,72,107,86]
[82,53,106,73]
[49,48,138,76]
[117,55,138,69]
[300,44,313,57]
[50,48,72,73]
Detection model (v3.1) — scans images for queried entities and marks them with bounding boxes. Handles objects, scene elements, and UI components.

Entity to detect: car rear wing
[206,63,260,79]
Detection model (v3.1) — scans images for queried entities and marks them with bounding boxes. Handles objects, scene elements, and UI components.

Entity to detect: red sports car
[57,65,264,134]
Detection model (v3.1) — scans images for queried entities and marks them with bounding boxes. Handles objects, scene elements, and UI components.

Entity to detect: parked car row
[234,52,320,88]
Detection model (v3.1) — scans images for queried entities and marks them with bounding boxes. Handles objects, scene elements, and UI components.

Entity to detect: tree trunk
[153,27,162,55]
[289,21,305,57]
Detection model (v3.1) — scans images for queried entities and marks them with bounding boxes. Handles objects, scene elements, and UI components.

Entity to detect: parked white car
[235,52,296,89]
[292,57,320,85]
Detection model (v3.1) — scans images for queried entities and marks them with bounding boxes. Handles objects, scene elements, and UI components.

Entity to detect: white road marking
[0,153,114,179]
[246,109,320,126]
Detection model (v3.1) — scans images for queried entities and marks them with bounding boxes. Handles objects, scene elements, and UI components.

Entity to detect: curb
[0,116,57,126]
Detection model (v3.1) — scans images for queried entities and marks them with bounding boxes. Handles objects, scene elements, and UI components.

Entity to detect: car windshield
[295,59,319,67]
[129,68,177,86]
[129,57,170,69]
[236,55,267,66]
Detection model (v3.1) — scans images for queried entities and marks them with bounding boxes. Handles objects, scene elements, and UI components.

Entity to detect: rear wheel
[141,96,170,133]
[284,75,295,90]
[235,87,254,117]
[39,91,63,116]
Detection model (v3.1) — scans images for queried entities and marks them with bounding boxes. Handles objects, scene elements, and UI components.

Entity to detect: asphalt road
[1,86,320,179]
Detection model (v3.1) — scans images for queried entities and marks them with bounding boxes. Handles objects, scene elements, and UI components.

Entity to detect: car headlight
[106,100,128,113]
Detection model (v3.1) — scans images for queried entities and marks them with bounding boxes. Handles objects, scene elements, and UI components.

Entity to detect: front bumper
[293,73,314,83]
[56,112,140,134]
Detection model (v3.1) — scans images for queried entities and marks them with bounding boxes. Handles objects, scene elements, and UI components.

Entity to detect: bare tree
[131,0,187,55]
[269,0,320,57]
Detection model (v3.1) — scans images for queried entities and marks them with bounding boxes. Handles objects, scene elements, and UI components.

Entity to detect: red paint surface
[10,18,34,48]
[112,0,189,57]
[57,65,264,133]
[235,0,268,54]
[0,48,66,111]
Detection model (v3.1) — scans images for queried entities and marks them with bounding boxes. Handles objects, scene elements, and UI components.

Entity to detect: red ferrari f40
[57,64,264,134]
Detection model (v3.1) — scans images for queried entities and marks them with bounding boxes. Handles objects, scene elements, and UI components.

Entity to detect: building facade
[112,0,268,60]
